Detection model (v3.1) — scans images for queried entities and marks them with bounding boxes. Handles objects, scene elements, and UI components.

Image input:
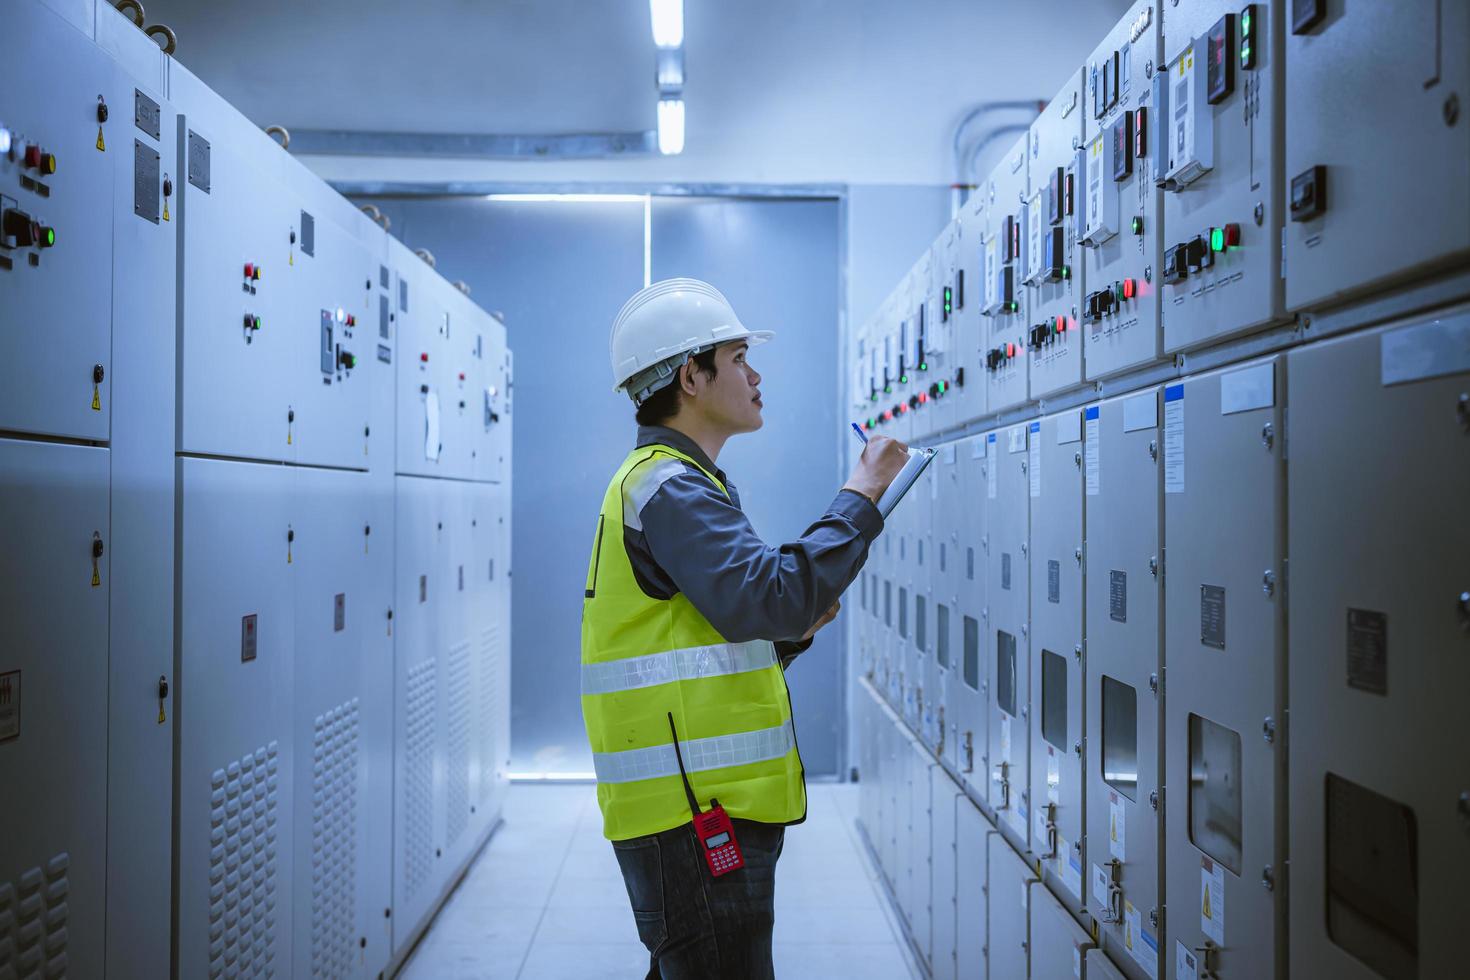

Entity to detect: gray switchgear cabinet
[1285,310,1469,979]
[1162,357,1286,980]
[1027,408,1087,907]
[1084,388,1164,980]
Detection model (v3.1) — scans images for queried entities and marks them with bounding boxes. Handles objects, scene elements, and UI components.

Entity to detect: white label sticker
[0,670,20,742]
[1163,384,1184,494]
[1009,425,1027,454]
[1176,940,1200,980]
[1110,791,1127,860]
[944,443,958,464]
[1000,714,1012,761]
[1055,409,1082,444]
[1137,924,1160,978]
[1035,807,1050,849]
[1047,750,1061,804]
[972,435,988,459]
[1201,856,1226,944]
[1220,361,1275,415]
[1065,848,1084,902]
[1021,881,1029,911]
[1123,390,1158,432]
[1085,407,1100,496]
[1381,311,1470,385]
[1092,863,1110,908]
[1029,422,1041,498]
[1073,945,1082,978]
[931,468,939,500]
[424,389,442,462]
[988,434,998,498]
[1124,900,1141,959]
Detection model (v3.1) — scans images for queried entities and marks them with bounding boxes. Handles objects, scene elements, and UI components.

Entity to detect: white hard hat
[610,278,775,404]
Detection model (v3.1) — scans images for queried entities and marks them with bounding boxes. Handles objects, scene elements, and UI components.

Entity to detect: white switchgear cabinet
[1084,388,1164,980]
[954,800,992,980]
[1159,0,1285,352]
[954,435,989,800]
[929,778,961,980]
[1285,310,1469,979]
[1161,357,1286,980]
[988,831,1038,979]
[987,423,1032,850]
[980,136,1032,412]
[1025,71,1087,398]
[928,443,962,770]
[1284,1,1470,312]
[1081,0,1165,381]
[1029,408,1087,907]
[1031,880,1095,980]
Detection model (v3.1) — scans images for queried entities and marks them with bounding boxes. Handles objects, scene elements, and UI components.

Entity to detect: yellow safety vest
[581,444,807,841]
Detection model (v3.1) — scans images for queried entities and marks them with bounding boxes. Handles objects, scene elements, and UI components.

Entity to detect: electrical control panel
[1025,72,1087,398]
[1082,1,1165,381]
[981,136,1031,412]
[0,0,172,443]
[987,422,1031,850]
[1284,0,1470,312]
[1160,1,1285,352]
[951,192,987,429]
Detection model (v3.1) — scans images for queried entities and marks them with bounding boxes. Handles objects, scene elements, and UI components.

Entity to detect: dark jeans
[612,818,786,980]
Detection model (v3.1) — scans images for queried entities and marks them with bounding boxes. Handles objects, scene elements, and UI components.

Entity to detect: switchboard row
[0,1,514,978]
[853,0,1469,443]
[849,307,1468,979]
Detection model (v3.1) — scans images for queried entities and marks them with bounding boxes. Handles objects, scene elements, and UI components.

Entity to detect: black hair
[634,347,720,427]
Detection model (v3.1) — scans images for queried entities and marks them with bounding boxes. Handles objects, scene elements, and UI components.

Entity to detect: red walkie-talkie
[668,713,745,878]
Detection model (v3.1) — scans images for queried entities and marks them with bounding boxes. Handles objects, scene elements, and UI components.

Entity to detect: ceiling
[139,0,1133,185]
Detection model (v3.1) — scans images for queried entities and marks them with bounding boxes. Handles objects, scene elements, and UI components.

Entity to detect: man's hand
[799,600,841,642]
[842,435,910,506]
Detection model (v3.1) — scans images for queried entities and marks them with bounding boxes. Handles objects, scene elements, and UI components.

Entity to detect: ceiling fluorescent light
[657,98,685,155]
[650,0,684,48]
[484,194,649,203]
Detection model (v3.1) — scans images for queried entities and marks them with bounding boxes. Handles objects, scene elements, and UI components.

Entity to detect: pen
[851,422,868,445]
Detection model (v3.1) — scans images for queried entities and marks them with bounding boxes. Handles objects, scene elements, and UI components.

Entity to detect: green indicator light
[919,363,928,372]
[884,385,892,394]
[1062,266,1071,280]
[900,374,908,384]
[1211,227,1225,252]
[44,228,55,246]
[1115,283,1124,302]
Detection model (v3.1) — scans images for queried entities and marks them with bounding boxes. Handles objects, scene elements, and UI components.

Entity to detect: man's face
[686,341,764,434]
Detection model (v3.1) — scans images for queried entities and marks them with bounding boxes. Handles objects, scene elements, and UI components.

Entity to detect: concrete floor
[397,782,919,980]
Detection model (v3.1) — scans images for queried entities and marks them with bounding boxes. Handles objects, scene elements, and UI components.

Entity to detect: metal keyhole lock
[1149,556,1159,578]
[1074,450,1082,468]
[157,675,169,724]
[1261,421,1274,450]
[1148,439,1158,461]
[91,532,104,586]
[1457,393,1469,432]
[1262,569,1276,597]
[1458,591,1470,632]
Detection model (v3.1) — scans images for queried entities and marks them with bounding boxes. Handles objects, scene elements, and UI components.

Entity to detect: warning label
[1346,608,1388,696]
[0,670,20,742]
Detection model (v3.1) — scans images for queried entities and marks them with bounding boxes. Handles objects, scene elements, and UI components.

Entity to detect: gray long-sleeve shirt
[624,426,883,665]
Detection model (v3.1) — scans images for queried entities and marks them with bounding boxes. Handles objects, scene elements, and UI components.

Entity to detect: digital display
[1206,13,1235,105]
[1240,4,1258,69]
[705,832,730,848]
[1112,115,1134,181]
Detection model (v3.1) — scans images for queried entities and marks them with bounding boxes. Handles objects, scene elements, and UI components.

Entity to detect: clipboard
[876,447,936,519]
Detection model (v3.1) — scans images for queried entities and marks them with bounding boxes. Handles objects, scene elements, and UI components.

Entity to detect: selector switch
[1163,244,1189,284]
[3,208,35,247]
[1290,166,1327,222]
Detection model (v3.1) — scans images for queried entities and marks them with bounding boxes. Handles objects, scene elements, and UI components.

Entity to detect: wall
[651,196,843,775]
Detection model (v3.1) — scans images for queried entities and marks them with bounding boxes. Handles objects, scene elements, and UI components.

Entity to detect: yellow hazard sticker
[97,128,106,152]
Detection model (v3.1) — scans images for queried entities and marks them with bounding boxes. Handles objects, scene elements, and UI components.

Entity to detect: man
[580,278,909,979]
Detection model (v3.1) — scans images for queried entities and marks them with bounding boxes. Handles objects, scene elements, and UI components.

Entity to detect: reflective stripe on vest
[580,639,777,696]
[592,719,796,784]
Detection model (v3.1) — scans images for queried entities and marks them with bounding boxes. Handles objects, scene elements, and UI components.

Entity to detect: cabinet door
[0,439,111,979]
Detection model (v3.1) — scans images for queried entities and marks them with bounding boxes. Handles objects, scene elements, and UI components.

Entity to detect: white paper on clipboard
[877,447,937,518]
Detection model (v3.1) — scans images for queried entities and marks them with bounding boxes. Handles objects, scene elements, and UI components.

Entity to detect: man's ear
[678,357,700,397]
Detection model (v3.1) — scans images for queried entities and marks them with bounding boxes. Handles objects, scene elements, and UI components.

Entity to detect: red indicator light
[1006,342,1016,358]
[1056,315,1066,333]
[420,353,429,363]
[458,372,466,381]
[1223,223,1241,247]
[1122,278,1136,299]
[244,263,255,278]
[918,392,929,404]
[23,144,41,169]
[883,410,893,421]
